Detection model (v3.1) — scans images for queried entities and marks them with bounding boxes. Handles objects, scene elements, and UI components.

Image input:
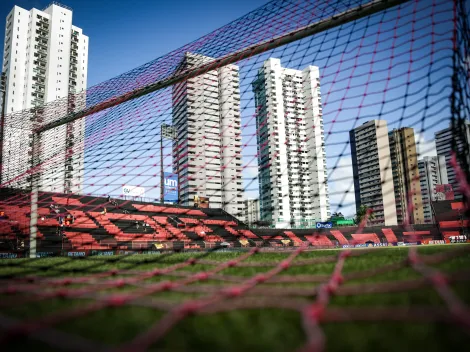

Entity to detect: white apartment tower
[1,3,88,193]
[418,156,448,223]
[350,120,398,226]
[435,121,470,199]
[244,198,260,226]
[172,52,245,220]
[252,58,330,228]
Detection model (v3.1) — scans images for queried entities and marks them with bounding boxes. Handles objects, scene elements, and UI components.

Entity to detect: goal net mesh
[0,0,469,349]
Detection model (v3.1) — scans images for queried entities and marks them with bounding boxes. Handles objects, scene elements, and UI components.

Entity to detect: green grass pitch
[0,244,469,351]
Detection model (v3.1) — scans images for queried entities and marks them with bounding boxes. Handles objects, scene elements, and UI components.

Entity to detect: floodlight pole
[29,130,40,258]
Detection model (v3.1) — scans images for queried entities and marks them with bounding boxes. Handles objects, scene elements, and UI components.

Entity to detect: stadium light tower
[160,124,176,203]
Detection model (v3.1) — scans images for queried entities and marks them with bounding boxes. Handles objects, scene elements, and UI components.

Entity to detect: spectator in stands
[135,221,140,230]
[101,207,107,216]
[0,211,6,220]
[107,195,111,202]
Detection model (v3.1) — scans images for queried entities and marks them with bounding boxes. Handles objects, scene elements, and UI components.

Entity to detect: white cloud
[327,156,356,217]
[415,132,437,159]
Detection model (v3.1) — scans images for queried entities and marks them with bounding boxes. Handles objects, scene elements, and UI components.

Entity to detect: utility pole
[0,72,7,185]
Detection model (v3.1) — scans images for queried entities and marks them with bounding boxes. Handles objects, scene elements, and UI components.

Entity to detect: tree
[331,212,344,219]
[355,205,375,225]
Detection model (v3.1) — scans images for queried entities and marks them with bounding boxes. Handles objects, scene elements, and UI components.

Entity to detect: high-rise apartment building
[1,3,88,193]
[252,58,330,228]
[435,121,470,198]
[172,52,245,220]
[418,156,448,223]
[244,198,260,226]
[388,127,424,224]
[350,120,397,226]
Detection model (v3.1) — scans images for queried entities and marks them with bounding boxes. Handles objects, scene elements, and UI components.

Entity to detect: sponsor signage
[373,243,388,247]
[426,240,445,245]
[67,251,86,257]
[164,173,178,203]
[316,222,332,229]
[399,242,422,246]
[90,250,114,256]
[0,252,20,259]
[448,236,468,244]
[122,185,145,198]
[36,252,55,258]
[343,243,393,249]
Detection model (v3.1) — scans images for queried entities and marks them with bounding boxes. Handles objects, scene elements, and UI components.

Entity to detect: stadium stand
[0,189,460,254]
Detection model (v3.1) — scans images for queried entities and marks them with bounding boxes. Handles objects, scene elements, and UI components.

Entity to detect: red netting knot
[177,302,200,316]
[254,274,267,283]
[305,304,325,322]
[151,269,161,276]
[332,273,344,285]
[224,287,243,297]
[114,279,126,288]
[110,269,119,276]
[5,286,17,294]
[280,260,290,269]
[327,281,339,295]
[227,260,237,267]
[340,250,351,259]
[252,247,260,254]
[61,279,72,286]
[161,281,174,291]
[186,258,197,265]
[55,288,69,298]
[194,272,208,281]
[431,273,447,286]
[106,295,129,307]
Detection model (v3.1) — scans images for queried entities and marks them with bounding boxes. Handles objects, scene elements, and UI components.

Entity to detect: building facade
[350,120,397,226]
[1,3,88,193]
[435,121,470,198]
[172,52,245,220]
[418,156,448,223]
[388,127,424,224]
[252,58,330,228]
[244,198,260,226]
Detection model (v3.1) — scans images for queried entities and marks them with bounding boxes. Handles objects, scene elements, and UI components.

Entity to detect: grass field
[0,244,469,351]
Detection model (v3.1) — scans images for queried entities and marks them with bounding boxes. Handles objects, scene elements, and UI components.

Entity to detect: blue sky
[0,0,458,219]
[0,0,267,86]
[79,0,455,219]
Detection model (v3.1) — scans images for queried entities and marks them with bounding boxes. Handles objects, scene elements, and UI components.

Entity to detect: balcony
[33,68,46,76]
[32,80,45,88]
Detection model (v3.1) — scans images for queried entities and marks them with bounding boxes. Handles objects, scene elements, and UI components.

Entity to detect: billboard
[164,173,178,203]
[316,222,333,229]
[122,185,145,198]
[433,184,454,201]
